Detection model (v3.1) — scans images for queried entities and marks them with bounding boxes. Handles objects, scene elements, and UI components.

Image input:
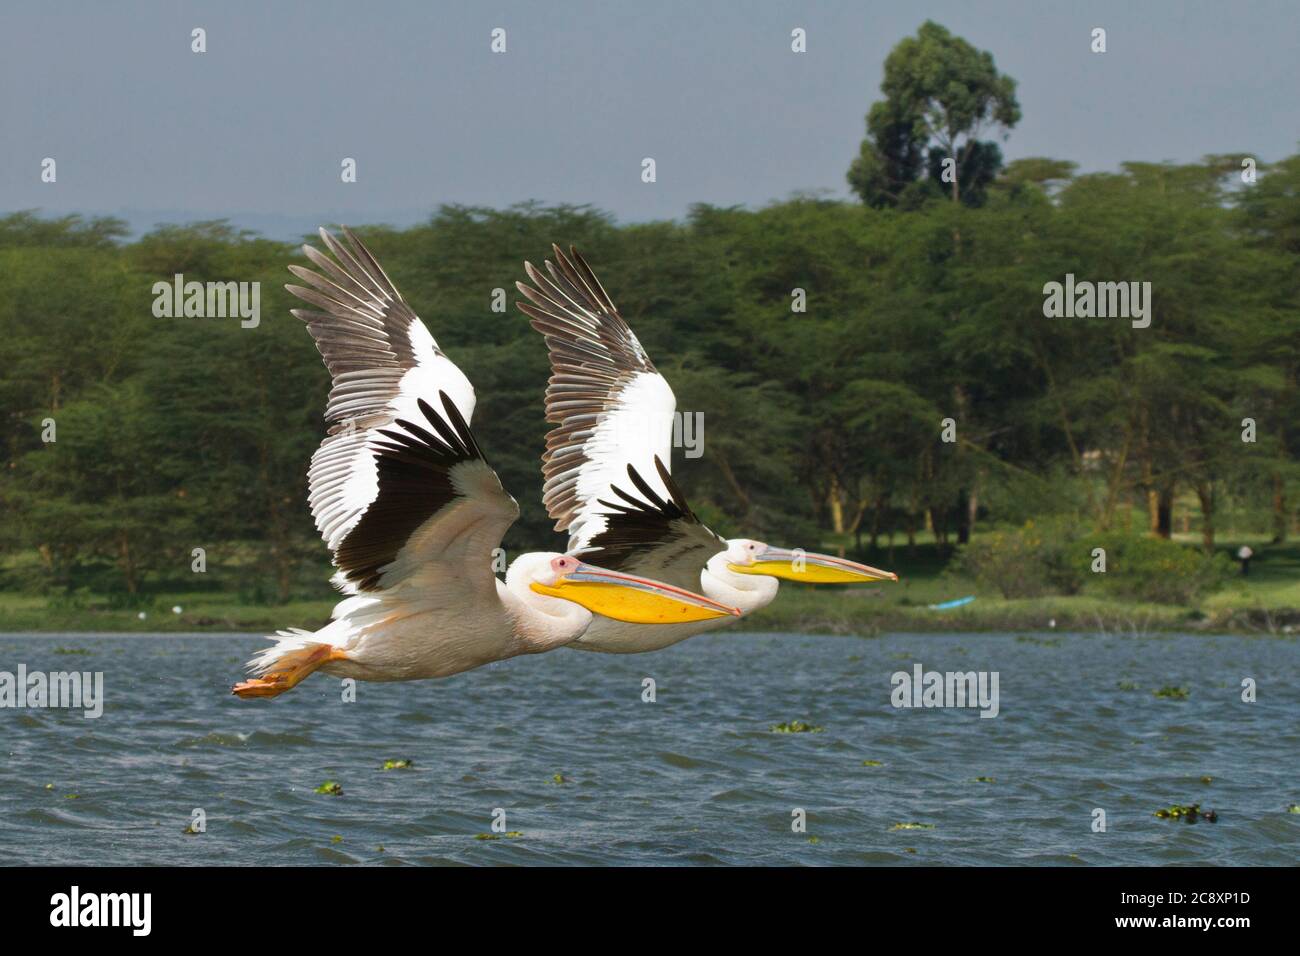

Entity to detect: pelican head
[721,539,898,585]
[527,554,740,624]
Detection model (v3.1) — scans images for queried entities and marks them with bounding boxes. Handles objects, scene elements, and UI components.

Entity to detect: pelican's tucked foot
[232,644,349,699]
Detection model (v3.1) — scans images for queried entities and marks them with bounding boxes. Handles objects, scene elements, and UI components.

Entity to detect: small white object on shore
[172,605,183,615]
[137,612,147,620]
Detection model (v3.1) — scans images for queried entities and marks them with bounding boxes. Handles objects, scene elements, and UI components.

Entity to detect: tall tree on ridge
[848,21,1021,208]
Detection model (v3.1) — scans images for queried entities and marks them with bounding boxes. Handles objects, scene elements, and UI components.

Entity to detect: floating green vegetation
[1287,804,1300,814]
[771,720,823,734]
[331,835,342,844]
[973,776,995,783]
[1015,635,1061,647]
[182,824,200,835]
[548,773,569,784]
[1200,776,1213,784]
[44,783,53,790]
[1154,803,1217,822]
[904,847,917,854]
[1154,686,1190,699]
[53,647,90,656]
[474,831,523,841]
[807,836,821,845]
[1116,680,1140,691]
[381,759,412,771]
[315,781,343,795]
[64,794,79,799]
[862,759,884,767]
[889,822,935,831]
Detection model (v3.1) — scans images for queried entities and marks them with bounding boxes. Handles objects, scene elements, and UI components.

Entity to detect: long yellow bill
[531,562,741,624]
[729,547,898,584]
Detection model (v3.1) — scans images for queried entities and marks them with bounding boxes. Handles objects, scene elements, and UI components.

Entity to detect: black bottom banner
[0,865,1282,941]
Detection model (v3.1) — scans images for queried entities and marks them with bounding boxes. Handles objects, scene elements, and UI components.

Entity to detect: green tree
[1235,155,1300,542]
[848,21,1021,208]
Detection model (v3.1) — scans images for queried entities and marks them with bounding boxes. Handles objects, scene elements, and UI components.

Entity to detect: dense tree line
[2,151,1296,601]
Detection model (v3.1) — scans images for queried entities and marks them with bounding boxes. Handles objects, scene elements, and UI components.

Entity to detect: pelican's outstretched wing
[288,227,518,597]
[517,246,723,589]
[582,456,726,590]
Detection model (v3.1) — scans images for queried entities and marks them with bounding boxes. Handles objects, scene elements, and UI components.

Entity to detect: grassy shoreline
[1,588,1295,637]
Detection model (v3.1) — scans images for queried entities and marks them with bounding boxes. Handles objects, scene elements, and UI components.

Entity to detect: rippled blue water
[0,631,1296,865]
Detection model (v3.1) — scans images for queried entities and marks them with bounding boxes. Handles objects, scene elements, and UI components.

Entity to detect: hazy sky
[2,0,1297,239]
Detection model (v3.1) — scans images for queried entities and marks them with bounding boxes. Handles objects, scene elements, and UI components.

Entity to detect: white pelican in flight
[232,228,738,698]
[516,245,898,654]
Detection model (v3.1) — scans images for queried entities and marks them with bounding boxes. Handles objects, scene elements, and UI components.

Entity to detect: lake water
[1,631,1296,865]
